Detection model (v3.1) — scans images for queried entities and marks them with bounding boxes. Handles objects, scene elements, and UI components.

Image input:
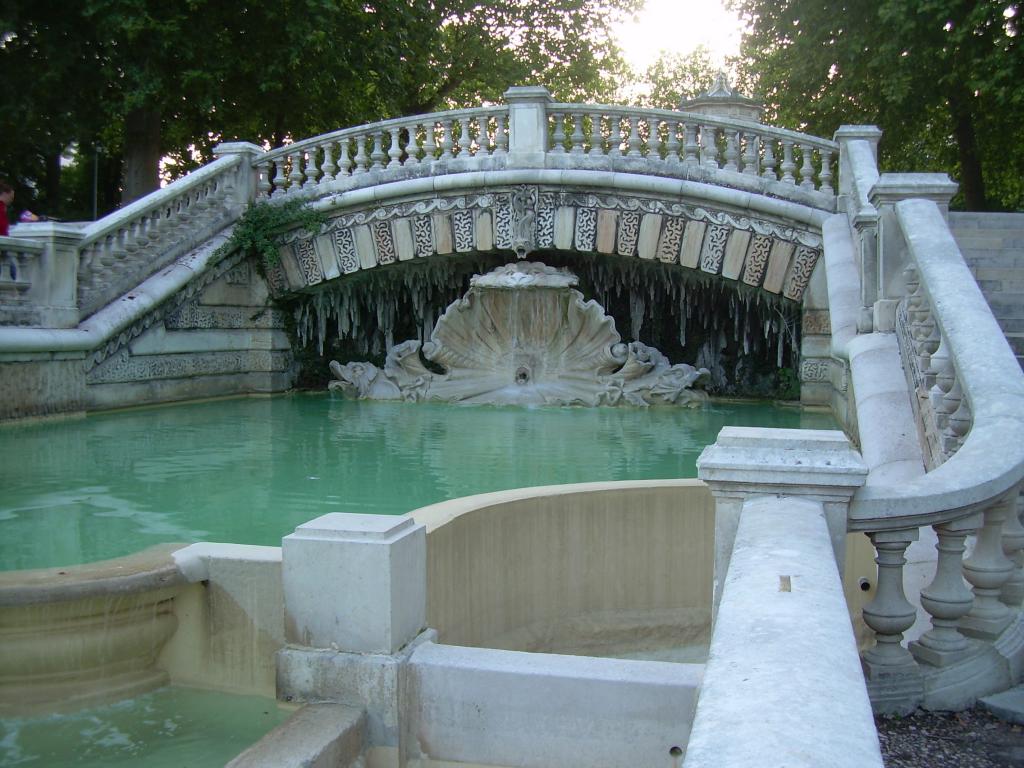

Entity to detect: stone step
[952,233,1024,251]
[960,251,1024,268]
[949,212,1024,230]
[983,294,1024,319]
[1006,333,1024,356]
[997,317,1024,334]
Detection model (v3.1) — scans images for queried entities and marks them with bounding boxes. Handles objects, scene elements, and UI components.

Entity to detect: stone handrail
[549,102,837,196]
[76,153,249,317]
[255,105,511,198]
[848,199,1024,531]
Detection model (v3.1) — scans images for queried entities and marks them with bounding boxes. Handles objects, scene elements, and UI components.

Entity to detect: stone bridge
[2,82,1024,741]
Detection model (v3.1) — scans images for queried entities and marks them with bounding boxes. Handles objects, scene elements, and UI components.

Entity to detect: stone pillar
[8,222,84,328]
[213,141,265,211]
[503,86,552,168]
[277,513,431,755]
[697,427,868,615]
[869,173,958,331]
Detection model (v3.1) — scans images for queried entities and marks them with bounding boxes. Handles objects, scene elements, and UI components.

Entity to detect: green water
[0,687,289,767]
[0,393,835,572]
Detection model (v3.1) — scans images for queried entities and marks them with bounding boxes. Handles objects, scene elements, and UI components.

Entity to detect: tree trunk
[948,90,988,211]
[121,107,162,205]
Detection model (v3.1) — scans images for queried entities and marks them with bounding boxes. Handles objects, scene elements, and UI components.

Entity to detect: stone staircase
[949,212,1024,369]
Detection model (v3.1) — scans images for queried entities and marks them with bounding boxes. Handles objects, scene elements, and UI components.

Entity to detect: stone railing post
[503,86,552,168]
[961,492,1018,640]
[697,427,867,615]
[213,141,265,211]
[277,513,432,759]
[834,126,881,333]
[869,174,958,332]
[5,223,84,328]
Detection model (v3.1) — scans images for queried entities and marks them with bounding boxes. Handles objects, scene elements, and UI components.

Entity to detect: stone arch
[266,184,824,305]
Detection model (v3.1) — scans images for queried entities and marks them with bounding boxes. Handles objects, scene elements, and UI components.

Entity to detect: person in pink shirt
[0,181,12,236]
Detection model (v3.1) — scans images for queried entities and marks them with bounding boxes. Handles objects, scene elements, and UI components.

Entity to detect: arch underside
[269,184,824,305]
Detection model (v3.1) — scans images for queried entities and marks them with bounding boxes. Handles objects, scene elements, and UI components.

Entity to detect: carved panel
[225,263,251,285]
[333,228,360,273]
[802,309,831,336]
[293,238,323,285]
[412,216,434,257]
[657,217,685,264]
[783,246,820,301]
[799,358,831,383]
[495,196,514,249]
[699,225,730,274]
[87,349,291,385]
[616,211,641,256]
[165,303,286,330]
[453,210,475,252]
[575,207,598,251]
[265,260,288,296]
[372,221,397,265]
[535,193,556,248]
[742,235,773,287]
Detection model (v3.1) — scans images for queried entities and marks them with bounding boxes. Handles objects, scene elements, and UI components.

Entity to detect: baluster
[918,321,942,390]
[303,148,320,188]
[440,120,454,160]
[130,215,149,251]
[569,113,585,155]
[424,123,439,161]
[862,528,921,668]
[608,115,623,157]
[458,117,472,157]
[910,514,982,666]
[626,116,642,157]
[551,112,566,154]
[272,158,288,196]
[588,112,604,156]
[930,347,955,433]
[799,144,815,189]
[761,139,777,180]
[780,140,796,184]
[370,131,386,170]
[320,142,337,182]
[944,378,971,454]
[683,123,699,166]
[476,116,491,157]
[337,139,353,177]
[700,125,719,169]
[256,161,273,198]
[492,115,507,156]
[1001,493,1024,606]
[388,127,403,169]
[819,149,834,195]
[404,125,421,166]
[665,120,681,165]
[741,133,759,175]
[353,135,369,174]
[288,151,304,192]
[961,493,1018,639]
[724,130,739,171]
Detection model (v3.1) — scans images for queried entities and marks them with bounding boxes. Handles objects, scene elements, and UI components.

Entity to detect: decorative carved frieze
[784,246,821,301]
[799,357,832,383]
[616,211,641,256]
[575,207,598,251]
[535,193,556,249]
[293,238,323,285]
[412,216,434,257]
[452,210,475,252]
[802,309,831,336]
[373,221,398,265]
[657,217,685,264]
[700,225,730,274]
[742,235,773,287]
[88,349,290,385]
[165,303,286,330]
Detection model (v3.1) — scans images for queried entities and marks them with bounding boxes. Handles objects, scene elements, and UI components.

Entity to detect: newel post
[502,86,552,168]
[213,141,265,211]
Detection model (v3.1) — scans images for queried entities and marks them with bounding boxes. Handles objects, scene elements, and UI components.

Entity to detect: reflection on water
[0,394,836,571]
[0,687,288,767]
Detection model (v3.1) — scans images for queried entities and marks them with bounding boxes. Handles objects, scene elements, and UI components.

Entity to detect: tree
[730,0,1024,210]
[632,46,719,110]
[1,0,640,217]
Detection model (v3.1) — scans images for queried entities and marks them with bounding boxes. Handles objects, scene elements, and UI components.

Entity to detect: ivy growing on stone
[217,199,326,266]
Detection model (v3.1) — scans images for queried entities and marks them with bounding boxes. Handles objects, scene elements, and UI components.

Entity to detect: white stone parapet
[683,496,883,768]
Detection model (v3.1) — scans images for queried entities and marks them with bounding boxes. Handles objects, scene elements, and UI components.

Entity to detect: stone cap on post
[282,513,426,655]
[678,73,764,123]
[870,173,959,216]
[697,426,868,501]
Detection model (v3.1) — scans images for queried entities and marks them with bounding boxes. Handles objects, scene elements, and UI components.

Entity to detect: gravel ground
[877,708,1024,767]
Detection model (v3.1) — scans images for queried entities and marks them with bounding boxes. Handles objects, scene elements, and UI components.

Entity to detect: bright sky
[613,0,744,73]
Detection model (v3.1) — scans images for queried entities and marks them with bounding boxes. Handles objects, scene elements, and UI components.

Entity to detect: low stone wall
[413,480,715,658]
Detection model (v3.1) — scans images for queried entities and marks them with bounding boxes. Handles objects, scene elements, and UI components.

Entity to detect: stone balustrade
[255,105,511,199]
[0,237,46,325]
[75,151,253,317]
[843,192,1024,711]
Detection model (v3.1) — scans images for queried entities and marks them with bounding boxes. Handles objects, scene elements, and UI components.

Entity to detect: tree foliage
[730,0,1024,210]
[633,46,719,110]
[0,0,639,218]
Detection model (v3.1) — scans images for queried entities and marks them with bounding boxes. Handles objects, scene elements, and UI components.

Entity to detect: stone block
[680,221,706,268]
[636,214,662,260]
[282,514,426,655]
[595,210,617,254]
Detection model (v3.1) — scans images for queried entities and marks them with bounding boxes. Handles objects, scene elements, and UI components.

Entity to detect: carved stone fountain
[329,261,708,407]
